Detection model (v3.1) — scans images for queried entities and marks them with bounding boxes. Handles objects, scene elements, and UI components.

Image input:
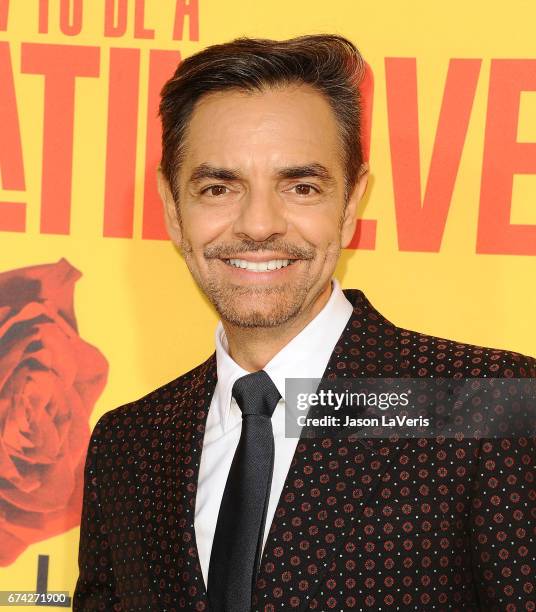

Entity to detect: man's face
[160,84,367,328]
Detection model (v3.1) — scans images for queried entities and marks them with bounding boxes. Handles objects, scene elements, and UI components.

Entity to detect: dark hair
[159,34,365,201]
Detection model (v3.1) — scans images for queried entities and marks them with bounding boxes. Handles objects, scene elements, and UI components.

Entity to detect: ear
[157,168,182,246]
[340,163,369,248]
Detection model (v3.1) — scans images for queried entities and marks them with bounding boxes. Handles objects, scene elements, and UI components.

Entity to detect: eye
[291,184,320,196]
[201,185,229,197]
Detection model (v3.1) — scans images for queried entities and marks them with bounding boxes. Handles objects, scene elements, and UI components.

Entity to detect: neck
[222,282,333,372]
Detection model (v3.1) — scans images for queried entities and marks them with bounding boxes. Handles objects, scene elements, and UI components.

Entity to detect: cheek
[181,208,232,250]
[287,207,342,247]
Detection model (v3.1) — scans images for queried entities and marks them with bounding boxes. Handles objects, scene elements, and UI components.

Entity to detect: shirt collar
[213,278,353,430]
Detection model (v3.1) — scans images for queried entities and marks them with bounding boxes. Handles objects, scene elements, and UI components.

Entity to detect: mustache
[204,240,315,260]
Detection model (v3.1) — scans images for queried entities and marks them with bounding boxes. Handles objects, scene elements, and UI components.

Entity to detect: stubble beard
[203,276,313,328]
[185,253,316,328]
[181,239,330,328]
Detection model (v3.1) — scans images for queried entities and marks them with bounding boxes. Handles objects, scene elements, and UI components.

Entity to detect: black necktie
[207,370,281,612]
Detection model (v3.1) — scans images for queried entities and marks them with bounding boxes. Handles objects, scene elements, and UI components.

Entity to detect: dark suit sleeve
[73,414,122,611]
[469,355,536,612]
[470,435,536,611]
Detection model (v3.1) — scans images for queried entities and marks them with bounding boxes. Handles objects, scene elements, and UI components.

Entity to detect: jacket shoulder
[396,325,536,378]
[343,288,535,378]
[90,353,216,438]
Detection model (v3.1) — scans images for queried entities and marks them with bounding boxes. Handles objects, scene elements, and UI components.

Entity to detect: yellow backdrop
[1,0,535,606]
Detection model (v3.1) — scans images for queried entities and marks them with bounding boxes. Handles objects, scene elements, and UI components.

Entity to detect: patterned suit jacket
[73,289,536,612]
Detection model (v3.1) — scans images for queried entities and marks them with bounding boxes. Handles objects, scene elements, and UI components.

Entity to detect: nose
[232,186,287,242]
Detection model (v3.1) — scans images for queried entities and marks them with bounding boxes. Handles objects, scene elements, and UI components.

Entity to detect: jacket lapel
[252,289,409,611]
[136,354,216,610]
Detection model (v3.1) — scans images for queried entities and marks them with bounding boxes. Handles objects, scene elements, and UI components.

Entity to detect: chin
[220,311,296,328]
[201,279,315,328]
[215,298,304,329]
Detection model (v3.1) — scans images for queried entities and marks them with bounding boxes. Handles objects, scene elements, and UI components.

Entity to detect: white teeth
[227,258,292,271]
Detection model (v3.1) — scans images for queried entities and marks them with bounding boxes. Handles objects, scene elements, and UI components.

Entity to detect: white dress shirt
[194,279,353,587]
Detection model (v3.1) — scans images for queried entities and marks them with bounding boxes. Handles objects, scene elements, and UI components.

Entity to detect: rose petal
[0,459,41,492]
[5,372,71,464]
[0,299,78,392]
[64,392,91,463]
[0,302,108,415]
[0,305,10,327]
[21,369,55,417]
[1,452,76,511]
[0,457,85,567]
[0,436,21,481]
[0,526,26,567]
[72,343,109,413]
[4,404,33,456]
[40,323,80,385]
[0,327,45,391]
[0,301,68,347]
[37,259,81,330]
[0,258,81,330]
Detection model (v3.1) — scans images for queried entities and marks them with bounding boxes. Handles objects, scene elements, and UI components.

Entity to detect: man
[74,35,536,611]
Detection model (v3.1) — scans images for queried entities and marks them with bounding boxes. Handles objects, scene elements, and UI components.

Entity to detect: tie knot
[232,370,281,418]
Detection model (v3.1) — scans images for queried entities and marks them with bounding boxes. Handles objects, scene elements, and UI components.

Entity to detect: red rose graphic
[0,258,108,566]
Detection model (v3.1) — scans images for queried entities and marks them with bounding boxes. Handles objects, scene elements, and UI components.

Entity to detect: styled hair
[159,34,365,201]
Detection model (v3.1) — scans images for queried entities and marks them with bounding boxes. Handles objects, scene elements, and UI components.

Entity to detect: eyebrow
[188,162,336,185]
[189,164,241,183]
[275,163,336,185]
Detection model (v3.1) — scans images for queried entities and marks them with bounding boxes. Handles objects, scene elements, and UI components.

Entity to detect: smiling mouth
[223,258,297,272]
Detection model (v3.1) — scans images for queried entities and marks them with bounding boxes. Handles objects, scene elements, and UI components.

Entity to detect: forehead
[180,84,343,176]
